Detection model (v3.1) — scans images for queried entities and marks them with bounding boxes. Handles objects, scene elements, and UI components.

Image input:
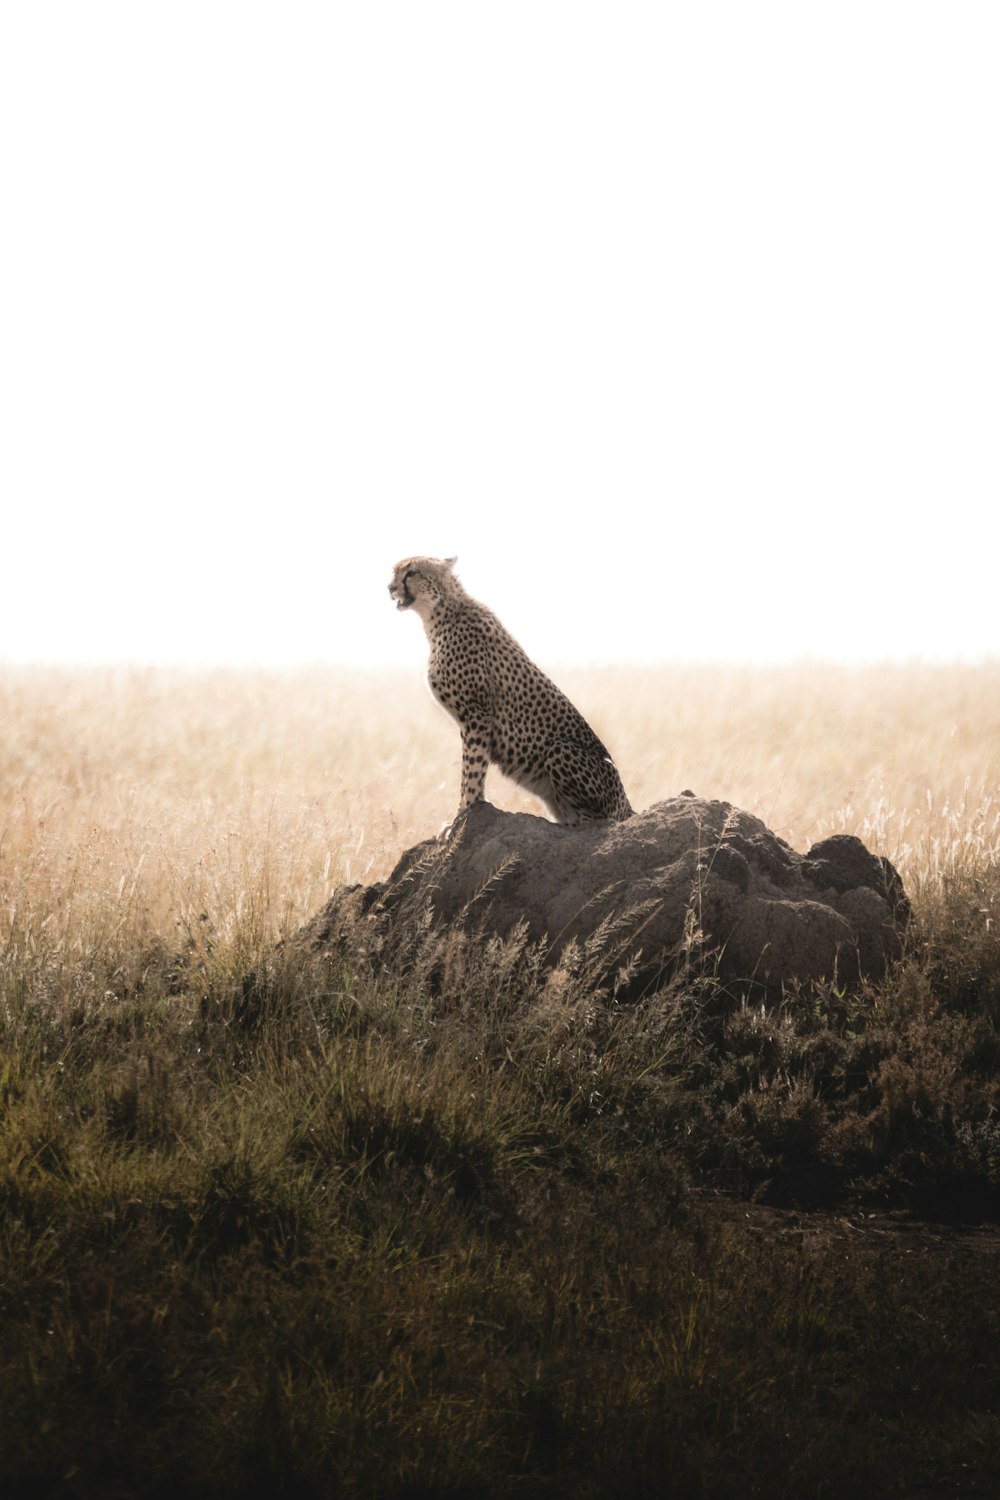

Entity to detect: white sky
[2,2,998,669]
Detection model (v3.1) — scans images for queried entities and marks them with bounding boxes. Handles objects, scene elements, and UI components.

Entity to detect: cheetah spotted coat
[388,556,633,826]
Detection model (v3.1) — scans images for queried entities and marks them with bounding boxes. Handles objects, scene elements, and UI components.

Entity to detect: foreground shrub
[4,846,1000,1497]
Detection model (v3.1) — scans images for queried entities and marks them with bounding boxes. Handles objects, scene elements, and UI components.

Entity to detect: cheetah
[388,556,633,825]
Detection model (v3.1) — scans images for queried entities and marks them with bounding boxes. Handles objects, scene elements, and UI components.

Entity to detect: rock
[303,796,909,996]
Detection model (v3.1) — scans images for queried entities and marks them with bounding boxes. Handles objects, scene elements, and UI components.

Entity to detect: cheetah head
[388,556,459,615]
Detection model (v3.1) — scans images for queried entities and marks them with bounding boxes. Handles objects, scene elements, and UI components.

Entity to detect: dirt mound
[304,795,909,995]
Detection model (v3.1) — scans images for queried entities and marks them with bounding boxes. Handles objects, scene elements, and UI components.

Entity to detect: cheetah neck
[418,591,465,635]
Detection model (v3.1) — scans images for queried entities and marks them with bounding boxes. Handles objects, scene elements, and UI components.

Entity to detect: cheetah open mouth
[390,575,415,609]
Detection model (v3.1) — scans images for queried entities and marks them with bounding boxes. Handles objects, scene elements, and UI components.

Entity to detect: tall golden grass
[3,661,1000,1500]
[2,661,998,954]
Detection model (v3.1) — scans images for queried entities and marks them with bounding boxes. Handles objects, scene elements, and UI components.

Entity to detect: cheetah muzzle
[388,570,416,610]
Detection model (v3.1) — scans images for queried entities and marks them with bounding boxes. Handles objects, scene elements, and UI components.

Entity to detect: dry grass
[2,660,998,953]
[3,660,1000,1499]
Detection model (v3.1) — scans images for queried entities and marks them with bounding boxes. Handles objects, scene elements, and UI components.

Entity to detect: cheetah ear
[444,555,458,569]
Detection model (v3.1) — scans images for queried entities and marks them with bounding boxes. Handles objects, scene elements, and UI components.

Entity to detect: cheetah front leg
[458,721,492,814]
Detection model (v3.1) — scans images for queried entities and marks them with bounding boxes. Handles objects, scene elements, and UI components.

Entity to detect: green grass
[3,861,1000,1498]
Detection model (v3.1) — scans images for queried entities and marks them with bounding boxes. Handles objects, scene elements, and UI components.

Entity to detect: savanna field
[3,662,1000,1498]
